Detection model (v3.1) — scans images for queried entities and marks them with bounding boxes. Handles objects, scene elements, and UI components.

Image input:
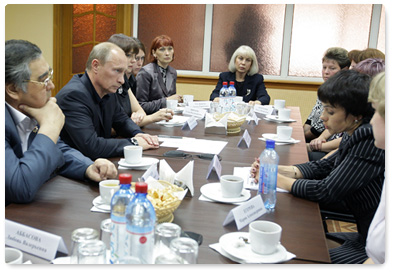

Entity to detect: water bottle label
[126,230,154,264]
[110,221,126,264]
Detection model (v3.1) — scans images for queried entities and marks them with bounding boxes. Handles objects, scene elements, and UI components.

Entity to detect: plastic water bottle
[228,81,237,97]
[219,81,228,97]
[110,173,134,264]
[125,182,156,264]
[258,139,279,211]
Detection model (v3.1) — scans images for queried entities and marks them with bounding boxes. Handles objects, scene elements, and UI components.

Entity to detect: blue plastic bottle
[258,140,279,211]
[110,173,134,264]
[125,182,156,264]
[219,81,228,97]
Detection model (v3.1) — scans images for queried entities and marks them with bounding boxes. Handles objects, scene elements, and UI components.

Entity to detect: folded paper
[205,113,227,135]
[5,219,68,261]
[159,159,195,196]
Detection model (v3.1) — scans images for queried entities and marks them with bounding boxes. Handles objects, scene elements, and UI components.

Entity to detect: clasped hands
[250,158,301,192]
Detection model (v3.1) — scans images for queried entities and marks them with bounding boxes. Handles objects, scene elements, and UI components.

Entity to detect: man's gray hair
[5,39,42,93]
[228,45,259,76]
[86,42,122,71]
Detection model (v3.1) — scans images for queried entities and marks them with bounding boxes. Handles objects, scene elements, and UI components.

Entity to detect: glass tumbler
[169,237,199,264]
[154,223,181,258]
[100,218,112,250]
[78,240,107,264]
[70,228,99,264]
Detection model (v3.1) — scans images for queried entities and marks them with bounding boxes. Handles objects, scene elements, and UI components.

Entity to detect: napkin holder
[159,159,195,196]
[205,113,227,135]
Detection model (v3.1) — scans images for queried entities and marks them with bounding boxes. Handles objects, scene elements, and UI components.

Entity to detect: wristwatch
[130,137,139,146]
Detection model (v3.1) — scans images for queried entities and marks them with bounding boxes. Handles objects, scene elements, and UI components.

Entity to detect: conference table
[5,106,331,264]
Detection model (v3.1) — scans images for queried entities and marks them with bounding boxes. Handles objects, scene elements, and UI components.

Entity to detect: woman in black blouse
[209,45,270,105]
[251,70,385,263]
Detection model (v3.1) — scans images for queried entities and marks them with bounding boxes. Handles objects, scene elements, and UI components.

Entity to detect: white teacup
[274,99,285,110]
[278,108,291,120]
[249,220,282,255]
[277,126,293,140]
[5,247,23,264]
[124,145,143,164]
[220,175,244,198]
[166,99,178,110]
[183,95,194,106]
[99,180,120,204]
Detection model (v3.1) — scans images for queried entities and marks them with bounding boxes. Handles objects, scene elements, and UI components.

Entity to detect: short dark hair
[5,39,42,92]
[322,47,351,69]
[107,33,139,55]
[318,69,374,121]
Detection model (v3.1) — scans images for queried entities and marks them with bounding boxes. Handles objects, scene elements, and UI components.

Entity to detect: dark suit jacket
[136,62,177,114]
[56,73,143,160]
[5,104,92,204]
[209,72,270,105]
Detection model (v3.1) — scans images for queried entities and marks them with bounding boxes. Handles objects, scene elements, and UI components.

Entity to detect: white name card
[223,195,266,230]
[237,129,251,148]
[191,101,212,109]
[254,105,275,116]
[5,219,68,260]
[206,154,222,180]
[182,116,198,130]
[183,106,207,120]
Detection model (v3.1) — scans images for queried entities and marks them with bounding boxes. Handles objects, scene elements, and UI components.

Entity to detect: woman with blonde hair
[365,72,385,264]
[210,45,270,105]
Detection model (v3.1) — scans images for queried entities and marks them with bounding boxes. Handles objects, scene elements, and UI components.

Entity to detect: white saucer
[265,115,296,123]
[92,196,110,211]
[219,232,287,263]
[174,107,185,114]
[262,133,299,144]
[118,157,159,169]
[200,183,251,203]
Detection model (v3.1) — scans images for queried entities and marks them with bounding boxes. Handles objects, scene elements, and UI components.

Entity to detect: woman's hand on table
[131,112,145,125]
[152,108,174,122]
[309,137,326,151]
[167,94,183,103]
[85,158,118,182]
[250,158,260,183]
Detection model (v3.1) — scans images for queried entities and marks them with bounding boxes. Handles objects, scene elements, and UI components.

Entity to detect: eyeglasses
[24,69,54,88]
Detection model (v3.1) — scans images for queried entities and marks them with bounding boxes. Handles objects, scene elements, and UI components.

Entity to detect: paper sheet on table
[178,139,228,154]
[159,159,194,196]
[233,167,289,193]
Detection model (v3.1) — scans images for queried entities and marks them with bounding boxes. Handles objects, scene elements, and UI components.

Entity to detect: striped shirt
[292,123,385,241]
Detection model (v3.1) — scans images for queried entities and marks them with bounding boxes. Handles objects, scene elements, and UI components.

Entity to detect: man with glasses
[5,39,118,205]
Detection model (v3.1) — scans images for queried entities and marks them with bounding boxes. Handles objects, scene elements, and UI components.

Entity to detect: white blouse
[366,180,386,264]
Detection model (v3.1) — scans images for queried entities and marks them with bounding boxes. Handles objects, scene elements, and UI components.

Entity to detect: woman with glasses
[107,34,173,127]
[209,45,270,105]
[136,35,182,115]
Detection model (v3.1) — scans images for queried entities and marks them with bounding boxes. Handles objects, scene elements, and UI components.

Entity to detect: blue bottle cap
[266,139,275,149]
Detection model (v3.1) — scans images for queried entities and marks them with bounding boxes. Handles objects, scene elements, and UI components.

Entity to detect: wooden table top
[5,106,331,264]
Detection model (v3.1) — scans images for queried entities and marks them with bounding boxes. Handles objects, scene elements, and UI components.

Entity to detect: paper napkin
[159,159,195,196]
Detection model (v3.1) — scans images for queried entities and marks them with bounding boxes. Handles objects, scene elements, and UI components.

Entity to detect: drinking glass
[70,228,99,264]
[154,223,181,257]
[78,240,107,264]
[154,253,185,264]
[169,237,198,264]
[100,218,112,250]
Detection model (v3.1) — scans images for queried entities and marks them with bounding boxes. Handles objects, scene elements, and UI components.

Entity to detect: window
[134,4,385,80]
[72,4,117,73]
